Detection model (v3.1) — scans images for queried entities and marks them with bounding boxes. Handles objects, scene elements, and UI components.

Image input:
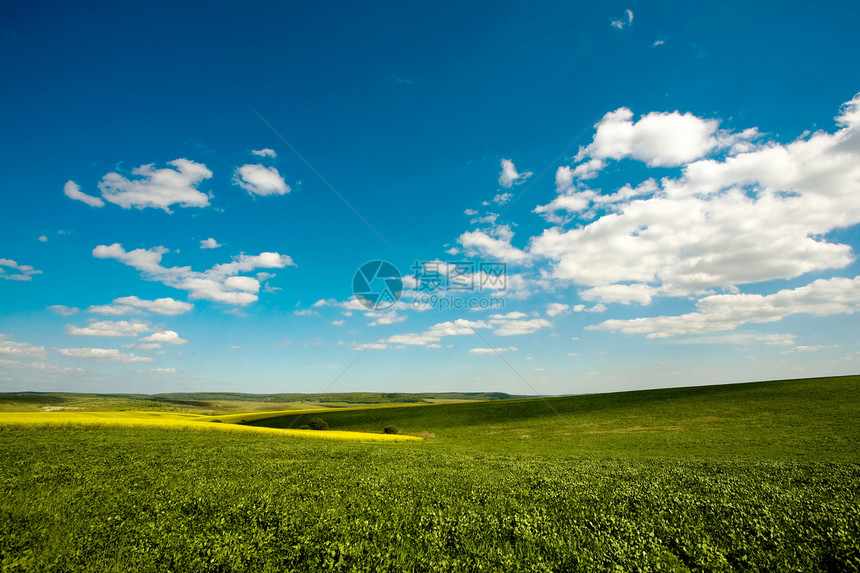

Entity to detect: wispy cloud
[0,258,42,281]
[611,9,634,30]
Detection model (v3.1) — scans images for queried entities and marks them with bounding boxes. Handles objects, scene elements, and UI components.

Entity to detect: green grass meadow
[1,375,858,571]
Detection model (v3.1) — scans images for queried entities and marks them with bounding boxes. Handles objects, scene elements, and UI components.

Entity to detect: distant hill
[0,390,524,414]
[151,391,523,403]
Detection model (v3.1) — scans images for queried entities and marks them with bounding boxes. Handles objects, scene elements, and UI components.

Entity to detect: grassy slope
[243,375,860,460]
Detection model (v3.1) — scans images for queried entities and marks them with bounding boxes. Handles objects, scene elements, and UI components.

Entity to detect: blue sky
[2,1,859,395]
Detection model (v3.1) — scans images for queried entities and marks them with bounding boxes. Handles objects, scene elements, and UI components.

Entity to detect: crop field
[0,411,421,443]
[0,375,858,572]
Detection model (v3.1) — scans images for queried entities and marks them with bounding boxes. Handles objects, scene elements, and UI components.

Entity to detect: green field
[1,375,858,571]
[0,390,519,415]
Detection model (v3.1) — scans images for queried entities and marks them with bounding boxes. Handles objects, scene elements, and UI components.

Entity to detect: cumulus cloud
[385,313,550,347]
[457,225,530,263]
[66,320,151,337]
[93,243,294,305]
[0,334,46,359]
[233,164,290,196]
[498,159,533,188]
[200,238,221,249]
[140,330,187,345]
[387,319,490,347]
[63,180,104,207]
[48,305,78,316]
[530,94,860,300]
[546,303,570,317]
[251,148,277,158]
[574,108,726,169]
[0,258,42,281]
[591,275,860,338]
[580,284,659,305]
[56,347,152,362]
[492,192,513,205]
[366,311,407,326]
[98,159,213,211]
[112,296,193,315]
[488,313,552,336]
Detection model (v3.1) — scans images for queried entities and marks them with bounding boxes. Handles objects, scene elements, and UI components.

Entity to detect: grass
[241,375,860,460]
[0,375,857,571]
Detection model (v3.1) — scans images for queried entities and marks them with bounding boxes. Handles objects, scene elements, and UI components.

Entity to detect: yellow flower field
[0,411,422,442]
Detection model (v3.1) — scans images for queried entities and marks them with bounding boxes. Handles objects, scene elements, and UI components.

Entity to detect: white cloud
[611,9,634,30]
[469,346,517,355]
[112,296,193,316]
[530,94,860,299]
[98,159,212,211]
[66,320,151,337]
[669,332,796,346]
[233,164,290,196]
[0,258,42,281]
[457,225,530,263]
[592,275,860,338]
[366,311,407,326]
[0,334,47,359]
[783,344,841,354]
[140,330,187,345]
[332,320,345,326]
[470,213,499,225]
[251,148,277,158]
[489,315,552,336]
[574,107,727,169]
[546,303,570,317]
[57,347,152,362]
[354,342,388,350]
[48,305,78,316]
[492,192,513,205]
[579,284,659,305]
[38,235,47,243]
[86,304,141,316]
[200,238,221,249]
[93,243,294,305]
[498,159,533,188]
[63,180,104,207]
[150,367,177,374]
[0,357,83,374]
[387,319,490,347]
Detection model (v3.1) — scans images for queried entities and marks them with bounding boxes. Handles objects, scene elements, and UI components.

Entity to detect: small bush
[382,425,399,435]
[307,417,329,431]
[298,425,310,430]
